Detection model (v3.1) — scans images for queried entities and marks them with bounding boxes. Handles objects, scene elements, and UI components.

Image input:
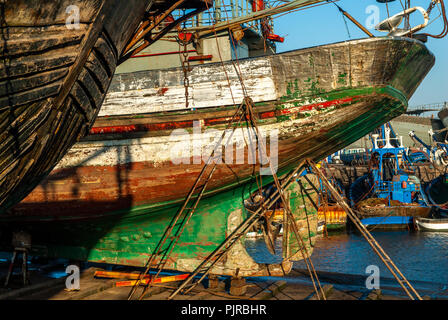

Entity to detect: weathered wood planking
[0,0,210,213]
[0,0,149,213]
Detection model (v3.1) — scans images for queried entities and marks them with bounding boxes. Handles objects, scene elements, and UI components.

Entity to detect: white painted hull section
[56,105,339,169]
[100,58,277,116]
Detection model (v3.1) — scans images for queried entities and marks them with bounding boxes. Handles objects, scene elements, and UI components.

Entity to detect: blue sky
[272,0,448,107]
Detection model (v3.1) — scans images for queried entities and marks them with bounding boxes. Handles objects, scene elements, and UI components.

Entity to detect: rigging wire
[329,1,353,38]
[341,10,352,39]
[421,0,448,38]
[228,36,326,305]
[190,0,327,300]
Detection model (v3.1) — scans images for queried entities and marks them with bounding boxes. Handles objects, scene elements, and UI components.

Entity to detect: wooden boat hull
[317,205,347,233]
[0,37,435,271]
[356,201,431,230]
[356,205,432,219]
[0,0,150,213]
[317,222,346,233]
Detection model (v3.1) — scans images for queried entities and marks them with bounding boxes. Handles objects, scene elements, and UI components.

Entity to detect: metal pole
[196,0,325,37]
[215,0,222,22]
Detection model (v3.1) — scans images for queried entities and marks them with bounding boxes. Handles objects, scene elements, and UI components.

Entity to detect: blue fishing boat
[362,216,414,229]
[349,123,431,229]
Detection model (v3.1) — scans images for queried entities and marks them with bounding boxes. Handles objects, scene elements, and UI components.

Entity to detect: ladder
[168,99,328,300]
[127,162,217,299]
[307,159,422,300]
[128,97,323,301]
[168,159,310,299]
[127,103,249,300]
[128,100,268,300]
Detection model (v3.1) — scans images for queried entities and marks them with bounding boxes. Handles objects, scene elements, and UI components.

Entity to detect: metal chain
[427,1,436,16]
[179,9,191,109]
[182,41,190,109]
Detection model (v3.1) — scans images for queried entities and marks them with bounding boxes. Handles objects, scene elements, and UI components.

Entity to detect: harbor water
[246,230,448,296]
[1,230,448,299]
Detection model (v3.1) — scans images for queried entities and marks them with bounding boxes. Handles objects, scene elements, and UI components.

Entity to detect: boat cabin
[371,127,422,204]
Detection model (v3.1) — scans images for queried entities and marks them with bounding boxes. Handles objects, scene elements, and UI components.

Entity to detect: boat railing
[406,101,448,116]
[171,0,274,36]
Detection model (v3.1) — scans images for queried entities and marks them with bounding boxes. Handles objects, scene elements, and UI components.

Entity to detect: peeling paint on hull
[6,89,411,219]
[0,37,435,273]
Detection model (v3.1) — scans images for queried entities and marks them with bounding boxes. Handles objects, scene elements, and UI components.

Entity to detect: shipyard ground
[0,263,444,300]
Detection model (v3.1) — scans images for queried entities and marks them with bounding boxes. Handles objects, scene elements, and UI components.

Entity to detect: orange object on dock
[94,270,148,280]
[115,274,190,287]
